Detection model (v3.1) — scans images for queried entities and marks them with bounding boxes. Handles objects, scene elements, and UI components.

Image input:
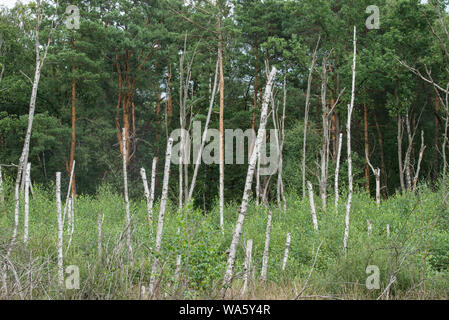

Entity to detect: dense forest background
[0,0,447,207]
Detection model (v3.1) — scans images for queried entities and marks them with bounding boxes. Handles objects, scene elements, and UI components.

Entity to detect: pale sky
[0,0,31,9]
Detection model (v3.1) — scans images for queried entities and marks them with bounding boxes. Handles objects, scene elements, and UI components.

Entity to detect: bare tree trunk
[366,146,381,206]
[398,115,406,193]
[149,157,157,222]
[9,0,55,264]
[188,60,219,202]
[281,232,291,271]
[223,67,277,287]
[364,102,370,193]
[335,133,343,208]
[320,55,329,209]
[307,181,319,231]
[149,138,173,296]
[218,17,225,233]
[279,76,287,212]
[405,113,413,190]
[56,172,63,288]
[343,26,357,252]
[97,211,104,258]
[122,128,133,263]
[141,158,158,225]
[302,37,320,198]
[63,160,75,227]
[374,114,387,197]
[241,239,253,296]
[23,163,31,244]
[367,220,373,236]
[260,208,273,283]
[413,130,426,190]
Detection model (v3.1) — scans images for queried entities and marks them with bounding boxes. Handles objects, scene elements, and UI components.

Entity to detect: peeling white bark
[307,181,319,231]
[335,133,343,208]
[260,208,273,282]
[56,172,63,287]
[281,233,291,271]
[149,138,173,296]
[241,239,253,296]
[23,163,31,244]
[343,26,357,252]
[122,128,133,262]
[223,67,277,287]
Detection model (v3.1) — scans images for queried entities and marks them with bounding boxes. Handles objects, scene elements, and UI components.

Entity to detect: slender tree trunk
[223,67,277,287]
[320,56,329,210]
[374,114,387,197]
[241,239,253,296]
[260,208,273,283]
[307,181,319,231]
[122,128,133,263]
[434,95,440,180]
[405,113,413,190]
[188,60,219,202]
[97,211,104,258]
[149,158,157,223]
[364,102,370,193]
[149,138,173,296]
[218,17,225,233]
[335,133,343,208]
[343,26,357,252]
[56,172,63,288]
[413,130,426,190]
[398,115,406,193]
[302,37,320,198]
[23,163,31,244]
[281,232,291,271]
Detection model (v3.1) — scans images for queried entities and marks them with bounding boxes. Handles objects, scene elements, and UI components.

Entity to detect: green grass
[0,180,448,299]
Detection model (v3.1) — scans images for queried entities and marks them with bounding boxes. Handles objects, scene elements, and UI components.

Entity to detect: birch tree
[223,67,277,287]
[56,172,63,287]
[343,26,357,252]
[122,128,132,262]
[149,138,173,296]
[302,37,320,198]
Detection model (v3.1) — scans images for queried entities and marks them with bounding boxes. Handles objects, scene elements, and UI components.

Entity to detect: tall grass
[0,179,448,299]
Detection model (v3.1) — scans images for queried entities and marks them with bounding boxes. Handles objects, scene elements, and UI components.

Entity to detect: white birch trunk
[122,128,133,262]
[307,181,319,231]
[97,211,104,258]
[260,208,273,282]
[65,196,75,255]
[367,220,372,236]
[335,133,343,208]
[413,130,426,191]
[241,239,253,296]
[223,67,277,287]
[23,163,31,244]
[281,233,291,271]
[149,157,157,222]
[386,224,390,237]
[188,60,219,202]
[302,37,320,198]
[141,160,157,225]
[63,160,75,227]
[343,26,357,252]
[149,138,173,296]
[56,172,64,287]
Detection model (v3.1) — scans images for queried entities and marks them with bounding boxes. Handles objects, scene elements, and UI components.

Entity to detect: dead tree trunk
[188,60,219,202]
[307,181,319,231]
[343,26,357,252]
[56,172,63,288]
[335,133,343,208]
[281,232,291,271]
[241,239,253,296]
[223,67,277,287]
[302,37,320,198]
[149,138,173,296]
[122,128,133,262]
[23,163,31,244]
[260,208,273,283]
